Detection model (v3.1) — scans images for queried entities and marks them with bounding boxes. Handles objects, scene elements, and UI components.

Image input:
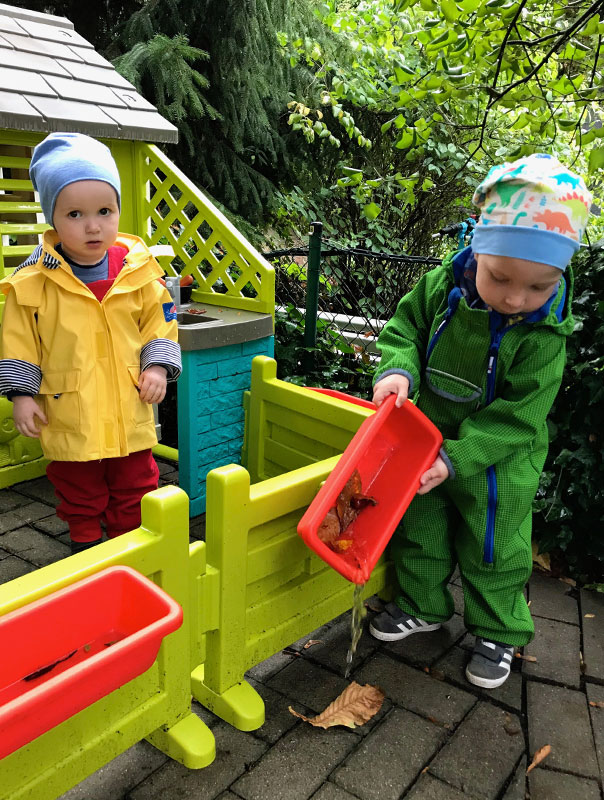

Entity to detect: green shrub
[533,245,604,584]
[274,304,376,397]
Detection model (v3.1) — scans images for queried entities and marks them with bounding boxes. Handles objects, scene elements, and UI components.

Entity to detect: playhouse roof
[0,3,178,144]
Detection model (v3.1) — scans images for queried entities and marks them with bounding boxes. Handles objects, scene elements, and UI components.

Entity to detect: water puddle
[345,583,366,679]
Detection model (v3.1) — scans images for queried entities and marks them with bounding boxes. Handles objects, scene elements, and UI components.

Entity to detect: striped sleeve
[0,359,42,396]
[140,339,182,381]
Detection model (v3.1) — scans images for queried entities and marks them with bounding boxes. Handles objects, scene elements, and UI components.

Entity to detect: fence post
[304,222,322,357]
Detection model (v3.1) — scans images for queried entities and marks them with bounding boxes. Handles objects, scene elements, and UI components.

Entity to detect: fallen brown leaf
[515,653,537,663]
[589,701,604,709]
[289,682,384,729]
[585,613,595,619]
[503,713,522,736]
[430,668,446,681]
[559,576,576,587]
[303,639,323,650]
[526,744,551,774]
[532,541,551,572]
[364,598,382,613]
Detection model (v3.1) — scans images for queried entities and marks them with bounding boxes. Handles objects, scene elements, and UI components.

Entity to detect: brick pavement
[1,463,603,800]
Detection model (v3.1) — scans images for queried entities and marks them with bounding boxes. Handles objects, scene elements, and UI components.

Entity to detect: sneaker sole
[465,665,510,689]
[369,621,441,642]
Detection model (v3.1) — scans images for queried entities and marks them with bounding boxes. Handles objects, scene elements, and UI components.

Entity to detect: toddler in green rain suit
[369,154,591,689]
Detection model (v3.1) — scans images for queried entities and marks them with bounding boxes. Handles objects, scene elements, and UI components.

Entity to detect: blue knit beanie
[471,153,591,271]
[30,132,121,226]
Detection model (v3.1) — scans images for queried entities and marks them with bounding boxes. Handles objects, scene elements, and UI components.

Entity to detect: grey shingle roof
[0,2,178,143]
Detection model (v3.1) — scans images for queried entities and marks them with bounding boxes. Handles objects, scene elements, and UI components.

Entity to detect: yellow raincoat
[0,231,181,461]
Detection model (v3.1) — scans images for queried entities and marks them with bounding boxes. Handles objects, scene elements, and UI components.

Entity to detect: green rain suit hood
[374,246,573,646]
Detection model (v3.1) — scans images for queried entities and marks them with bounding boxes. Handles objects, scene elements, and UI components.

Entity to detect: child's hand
[138,366,168,404]
[12,396,48,438]
[417,455,449,495]
[373,374,410,407]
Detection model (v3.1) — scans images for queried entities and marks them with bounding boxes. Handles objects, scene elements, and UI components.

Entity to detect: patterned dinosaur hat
[471,153,592,270]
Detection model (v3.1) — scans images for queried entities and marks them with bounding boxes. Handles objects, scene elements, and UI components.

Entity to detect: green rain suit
[375,246,573,647]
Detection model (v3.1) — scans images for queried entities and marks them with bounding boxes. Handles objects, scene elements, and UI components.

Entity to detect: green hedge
[533,245,604,584]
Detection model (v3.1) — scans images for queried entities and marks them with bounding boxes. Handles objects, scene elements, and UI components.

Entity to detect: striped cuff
[0,359,42,396]
[141,339,182,381]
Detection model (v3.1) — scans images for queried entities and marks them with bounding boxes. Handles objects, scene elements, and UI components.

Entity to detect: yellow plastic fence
[192,357,395,718]
[1,357,397,797]
[0,486,214,800]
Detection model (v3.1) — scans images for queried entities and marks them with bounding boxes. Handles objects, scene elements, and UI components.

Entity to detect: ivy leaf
[588,147,604,173]
[362,202,382,220]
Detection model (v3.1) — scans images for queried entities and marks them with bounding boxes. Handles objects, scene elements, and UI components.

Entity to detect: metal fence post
[304,221,322,352]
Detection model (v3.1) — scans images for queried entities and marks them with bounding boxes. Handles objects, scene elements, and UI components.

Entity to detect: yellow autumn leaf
[532,541,551,572]
[526,744,552,774]
[289,682,384,729]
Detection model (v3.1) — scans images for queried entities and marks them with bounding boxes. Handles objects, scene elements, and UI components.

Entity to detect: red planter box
[0,566,182,759]
[298,393,442,584]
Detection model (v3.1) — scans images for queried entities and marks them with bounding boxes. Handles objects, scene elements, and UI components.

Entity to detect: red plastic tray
[298,392,442,584]
[0,566,182,759]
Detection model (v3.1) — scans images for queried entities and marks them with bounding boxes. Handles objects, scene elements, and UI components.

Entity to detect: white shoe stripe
[502,653,513,663]
[407,619,418,629]
[484,641,496,650]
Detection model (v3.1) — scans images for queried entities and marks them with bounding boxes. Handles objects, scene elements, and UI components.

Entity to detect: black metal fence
[264,223,442,352]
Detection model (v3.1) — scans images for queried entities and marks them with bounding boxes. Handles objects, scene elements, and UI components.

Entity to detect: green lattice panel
[138,144,274,316]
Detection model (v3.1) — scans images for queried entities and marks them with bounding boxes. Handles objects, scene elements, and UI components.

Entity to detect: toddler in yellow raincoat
[0,132,181,553]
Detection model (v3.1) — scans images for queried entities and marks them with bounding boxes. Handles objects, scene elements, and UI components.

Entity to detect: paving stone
[405,773,474,799]
[0,488,32,512]
[432,645,523,712]
[189,515,206,541]
[129,720,267,799]
[586,684,604,783]
[32,514,70,536]
[382,614,466,668]
[501,757,526,800]
[527,682,599,778]
[58,741,168,799]
[580,589,604,683]
[245,649,295,683]
[301,616,379,677]
[191,699,220,729]
[529,573,578,625]
[449,583,464,616]
[523,617,581,687]
[0,526,70,565]
[429,702,524,799]
[310,782,359,800]
[527,768,600,799]
[332,708,448,800]
[246,678,307,745]
[266,658,349,714]
[13,476,57,506]
[0,553,36,583]
[232,723,357,800]
[354,652,476,728]
[0,501,56,533]
[156,459,176,476]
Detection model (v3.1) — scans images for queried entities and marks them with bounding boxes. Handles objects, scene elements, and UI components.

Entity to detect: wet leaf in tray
[317,508,340,544]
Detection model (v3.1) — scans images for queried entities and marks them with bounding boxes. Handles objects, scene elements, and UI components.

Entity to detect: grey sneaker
[465,638,514,689]
[369,602,442,642]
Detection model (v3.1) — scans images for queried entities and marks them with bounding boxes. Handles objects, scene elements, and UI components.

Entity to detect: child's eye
[68,210,81,218]
[99,208,111,216]
[491,275,507,284]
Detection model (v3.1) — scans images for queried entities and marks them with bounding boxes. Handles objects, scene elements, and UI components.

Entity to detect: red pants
[47,450,160,543]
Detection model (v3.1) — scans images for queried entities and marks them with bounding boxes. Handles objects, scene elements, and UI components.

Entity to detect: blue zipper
[483,327,503,563]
